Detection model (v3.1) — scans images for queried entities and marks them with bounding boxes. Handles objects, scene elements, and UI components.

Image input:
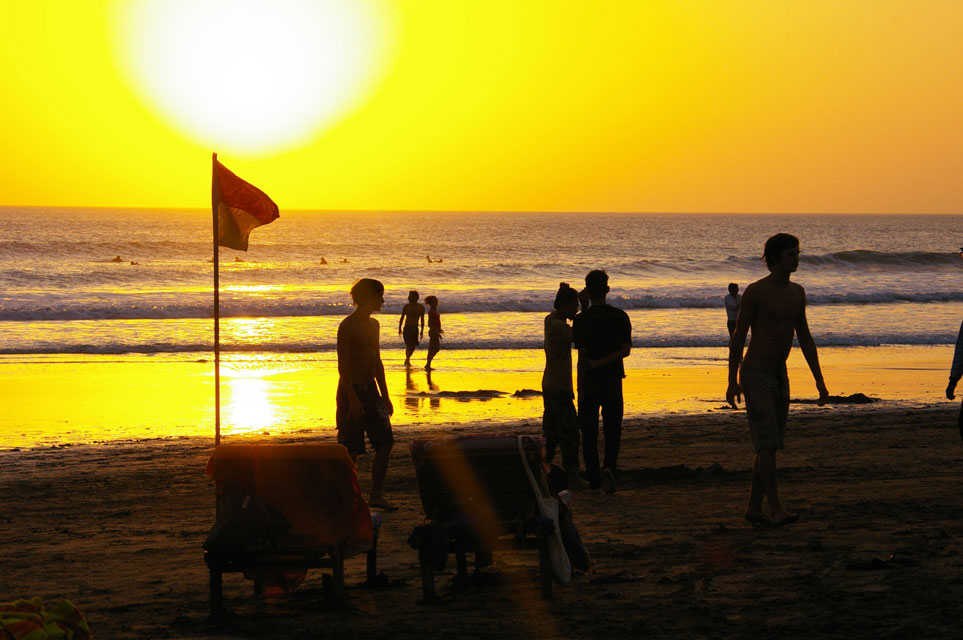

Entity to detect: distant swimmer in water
[130,261,139,265]
[342,258,349,263]
[426,255,432,264]
[110,255,123,262]
[320,257,328,265]
[234,256,244,262]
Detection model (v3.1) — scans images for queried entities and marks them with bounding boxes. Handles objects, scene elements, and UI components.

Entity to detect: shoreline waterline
[1,344,955,450]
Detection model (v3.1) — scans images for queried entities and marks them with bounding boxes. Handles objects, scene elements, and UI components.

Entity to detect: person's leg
[369,441,393,506]
[404,343,415,366]
[425,336,439,370]
[542,392,560,464]
[741,364,794,524]
[752,447,793,523]
[578,389,602,489]
[600,380,623,473]
[361,386,396,509]
[557,395,581,477]
[745,454,767,522]
[958,397,963,441]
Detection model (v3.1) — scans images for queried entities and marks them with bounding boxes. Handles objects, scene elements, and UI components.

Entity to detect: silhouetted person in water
[944,247,963,442]
[110,255,122,262]
[424,295,442,370]
[727,233,828,527]
[725,282,740,337]
[320,257,328,265]
[398,290,425,368]
[337,278,396,510]
[573,270,632,493]
[542,283,582,484]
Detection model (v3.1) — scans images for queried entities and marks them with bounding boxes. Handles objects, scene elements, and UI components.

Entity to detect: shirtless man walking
[726,233,828,527]
[337,278,396,510]
[398,290,425,368]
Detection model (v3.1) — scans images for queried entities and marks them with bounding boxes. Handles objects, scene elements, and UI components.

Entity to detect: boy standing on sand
[398,290,425,368]
[573,270,632,493]
[727,233,828,527]
[337,278,396,510]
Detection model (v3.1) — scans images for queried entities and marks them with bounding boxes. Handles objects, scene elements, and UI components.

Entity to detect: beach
[4,209,963,637]
[3,402,963,639]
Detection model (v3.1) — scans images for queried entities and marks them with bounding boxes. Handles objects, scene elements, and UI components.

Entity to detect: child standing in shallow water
[425,295,442,370]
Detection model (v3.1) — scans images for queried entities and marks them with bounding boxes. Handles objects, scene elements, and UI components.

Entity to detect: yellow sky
[1,0,961,213]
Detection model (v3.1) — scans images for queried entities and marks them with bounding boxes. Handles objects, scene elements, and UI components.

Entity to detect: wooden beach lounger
[203,444,379,615]
[408,435,568,602]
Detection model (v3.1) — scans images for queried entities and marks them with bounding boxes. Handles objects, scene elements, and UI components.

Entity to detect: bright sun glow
[113,0,388,153]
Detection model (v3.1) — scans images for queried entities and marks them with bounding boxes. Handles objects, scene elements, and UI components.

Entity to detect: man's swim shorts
[740,361,789,452]
[336,381,394,457]
[403,324,419,348]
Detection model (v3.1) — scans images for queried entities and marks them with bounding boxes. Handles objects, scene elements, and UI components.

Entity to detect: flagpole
[211,153,221,447]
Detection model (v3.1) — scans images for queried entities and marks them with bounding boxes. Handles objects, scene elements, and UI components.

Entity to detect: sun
[112,0,391,154]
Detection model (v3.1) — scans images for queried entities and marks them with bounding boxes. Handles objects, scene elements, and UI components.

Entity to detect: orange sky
[1,0,961,213]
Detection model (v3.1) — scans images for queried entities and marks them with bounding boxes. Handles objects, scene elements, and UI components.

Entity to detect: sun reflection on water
[222,367,278,435]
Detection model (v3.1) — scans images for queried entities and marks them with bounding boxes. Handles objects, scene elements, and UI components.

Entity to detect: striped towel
[0,598,90,640]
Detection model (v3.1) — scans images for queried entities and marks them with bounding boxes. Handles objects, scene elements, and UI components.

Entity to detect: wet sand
[3,403,963,639]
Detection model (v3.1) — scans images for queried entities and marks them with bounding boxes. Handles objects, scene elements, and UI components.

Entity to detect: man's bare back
[338,313,380,384]
[400,303,425,328]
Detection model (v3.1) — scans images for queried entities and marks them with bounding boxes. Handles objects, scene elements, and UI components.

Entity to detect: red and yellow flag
[211,153,279,251]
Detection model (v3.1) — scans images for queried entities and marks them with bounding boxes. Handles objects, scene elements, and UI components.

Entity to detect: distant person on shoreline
[424,295,442,370]
[573,270,632,493]
[944,250,963,441]
[725,283,740,337]
[337,278,396,510]
[727,233,828,528]
[110,255,123,262]
[542,283,582,484]
[398,290,426,368]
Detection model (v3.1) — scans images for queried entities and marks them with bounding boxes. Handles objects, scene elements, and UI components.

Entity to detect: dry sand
[3,403,963,639]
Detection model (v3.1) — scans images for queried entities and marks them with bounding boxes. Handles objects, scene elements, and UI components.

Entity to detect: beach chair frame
[205,536,378,615]
[409,436,555,602]
[203,444,379,617]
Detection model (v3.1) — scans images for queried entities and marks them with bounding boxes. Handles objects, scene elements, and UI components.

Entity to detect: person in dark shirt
[572,269,632,493]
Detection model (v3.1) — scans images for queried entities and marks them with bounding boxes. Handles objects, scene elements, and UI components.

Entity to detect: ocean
[2,207,961,447]
[3,208,963,351]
